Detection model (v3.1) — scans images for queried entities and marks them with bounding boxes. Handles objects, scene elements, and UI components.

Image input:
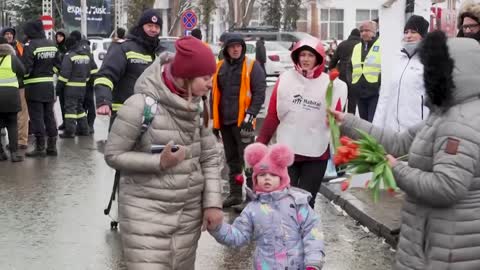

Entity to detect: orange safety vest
[15,41,23,57]
[212,57,255,129]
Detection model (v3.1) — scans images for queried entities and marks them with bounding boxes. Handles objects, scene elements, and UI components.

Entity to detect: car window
[91,43,97,51]
[245,44,255,54]
[103,42,111,51]
[280,34,297,42]
[265,42,288,51]
[161,40,176,53]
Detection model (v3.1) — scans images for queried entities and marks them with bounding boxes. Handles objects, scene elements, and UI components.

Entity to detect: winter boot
[10,152,24,162]
[76,118,90,136]
[46,137,58,156]
[58,123,65,130]
[59,132,75,139]
[26,137,46,157]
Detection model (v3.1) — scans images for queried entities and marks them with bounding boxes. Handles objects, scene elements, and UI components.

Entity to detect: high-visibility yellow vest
[351,39,381,84]
[0,55,18,88]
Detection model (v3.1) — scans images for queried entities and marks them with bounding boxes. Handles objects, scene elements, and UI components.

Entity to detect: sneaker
[0,151,7,161]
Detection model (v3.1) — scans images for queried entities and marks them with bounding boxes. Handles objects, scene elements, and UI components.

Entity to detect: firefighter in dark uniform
[67,31,98,134]
[95,9,163,124]
[22,19,59,157]
[54,29,67,131]
[56,33,96,138]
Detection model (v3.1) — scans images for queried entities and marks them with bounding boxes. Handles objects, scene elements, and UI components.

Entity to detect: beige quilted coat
[104,57,223,270]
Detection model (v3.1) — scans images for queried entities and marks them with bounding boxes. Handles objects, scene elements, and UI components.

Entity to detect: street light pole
[81,0,87,37]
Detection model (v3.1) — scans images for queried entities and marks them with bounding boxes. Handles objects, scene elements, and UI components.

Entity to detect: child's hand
[202,207,223,231]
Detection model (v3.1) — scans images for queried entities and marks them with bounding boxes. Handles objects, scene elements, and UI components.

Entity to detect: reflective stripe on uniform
[112,103,123,111]
[125,51,153,62]
[71,55,90,61]
[94,77,114,90]
[0,77,19,88]
[33,46,58,55]
[90,69,98,74]
[66,81,87,87]
[24,77,54,85]
[53,66,59,74]
[58,76,68,83]
[65,112,87,119]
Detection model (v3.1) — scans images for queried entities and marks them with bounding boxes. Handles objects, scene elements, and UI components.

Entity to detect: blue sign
[181,10,197,30]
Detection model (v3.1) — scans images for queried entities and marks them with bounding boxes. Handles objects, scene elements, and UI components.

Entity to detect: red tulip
[329,68,340,81]
[234,174,244,185]
[340,180,350,191]
[340,136,353,146]
[364,180,370,188]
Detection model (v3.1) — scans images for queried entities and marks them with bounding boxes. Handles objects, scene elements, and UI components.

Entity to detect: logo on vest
[292,94,321,111]
[293,94,303,104]
[373,45,379,52]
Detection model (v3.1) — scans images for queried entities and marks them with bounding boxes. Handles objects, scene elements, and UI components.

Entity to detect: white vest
[276,71,348,157]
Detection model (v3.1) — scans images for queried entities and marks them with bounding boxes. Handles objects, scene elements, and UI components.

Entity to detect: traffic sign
[41,15,54,31]
[181,9,197,30]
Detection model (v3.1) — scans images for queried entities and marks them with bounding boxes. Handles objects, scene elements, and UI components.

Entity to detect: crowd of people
[1,1,480,269]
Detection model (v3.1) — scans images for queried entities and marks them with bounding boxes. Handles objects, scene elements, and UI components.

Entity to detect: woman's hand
[386,154,398,167]
[202,207,224,231]
[159,141,186,170]
[327,108,345,125]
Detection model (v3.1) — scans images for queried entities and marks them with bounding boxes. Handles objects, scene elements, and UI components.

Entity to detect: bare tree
[199,0,216,40]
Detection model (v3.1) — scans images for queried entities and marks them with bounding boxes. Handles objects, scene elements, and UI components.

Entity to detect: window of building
[298,8,308,21]
[320,9,344,40]
[356,9,379,27]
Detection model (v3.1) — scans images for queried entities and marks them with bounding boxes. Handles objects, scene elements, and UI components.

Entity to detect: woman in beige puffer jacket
[104,36,223,270]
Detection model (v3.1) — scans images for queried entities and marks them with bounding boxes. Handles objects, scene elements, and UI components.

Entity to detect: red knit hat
[171,36,216,79]
[244,143,294,193]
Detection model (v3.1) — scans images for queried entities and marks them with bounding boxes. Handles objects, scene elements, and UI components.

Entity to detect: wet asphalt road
[0,100,395,270]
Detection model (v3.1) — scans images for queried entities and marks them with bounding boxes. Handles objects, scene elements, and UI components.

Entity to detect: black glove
[212,128,221,141]
[240,114,255,138]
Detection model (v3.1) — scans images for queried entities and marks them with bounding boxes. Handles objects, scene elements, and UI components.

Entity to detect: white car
[89,38,112,68]
[245,41,294,77]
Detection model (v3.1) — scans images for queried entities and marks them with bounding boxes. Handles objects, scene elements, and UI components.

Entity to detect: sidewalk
[319,179,404,247]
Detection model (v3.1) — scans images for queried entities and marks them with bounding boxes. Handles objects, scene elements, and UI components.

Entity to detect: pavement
[320,175,403,247]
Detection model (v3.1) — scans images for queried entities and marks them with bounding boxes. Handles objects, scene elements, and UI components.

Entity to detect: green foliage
[283,0,301,31]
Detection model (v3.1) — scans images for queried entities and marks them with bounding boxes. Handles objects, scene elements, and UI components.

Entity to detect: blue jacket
[210,188,325,269]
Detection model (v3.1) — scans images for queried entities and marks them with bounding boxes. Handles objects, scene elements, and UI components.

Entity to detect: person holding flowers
[330,31,480,270]
[257,36,347,208]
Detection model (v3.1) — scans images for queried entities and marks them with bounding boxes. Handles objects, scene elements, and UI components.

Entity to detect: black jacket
[217,33,266,125]
[22,38,58,102]
[56,43,97,97]
[255,39,266,64]
[328,34,361,84]
[0,44,25,112]
[94,27,163,109]
[352,37,381,98]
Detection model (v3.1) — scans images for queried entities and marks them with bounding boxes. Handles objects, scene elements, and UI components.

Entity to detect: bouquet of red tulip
[334,129,406,202]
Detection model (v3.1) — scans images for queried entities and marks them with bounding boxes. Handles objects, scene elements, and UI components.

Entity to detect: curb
[319,183,401,247]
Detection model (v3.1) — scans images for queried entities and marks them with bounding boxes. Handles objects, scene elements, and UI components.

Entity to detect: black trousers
[357,94,379,122]
[83,85,96,129]
[27,101,58,138]
[288,159,328,209]
[346,82,358,114]
[58,89,65,124]
[0,112,18,152]
[220,124,253,195]
[65,93,89,134]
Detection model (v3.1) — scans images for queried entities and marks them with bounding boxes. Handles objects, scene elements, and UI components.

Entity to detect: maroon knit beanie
[171,36,216,79]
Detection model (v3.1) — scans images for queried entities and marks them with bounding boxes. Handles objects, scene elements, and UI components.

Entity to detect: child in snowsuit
[208,143,325,269]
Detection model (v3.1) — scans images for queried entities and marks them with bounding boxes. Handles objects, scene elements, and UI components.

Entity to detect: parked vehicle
[245,40,293,77]
[89,38,112,68]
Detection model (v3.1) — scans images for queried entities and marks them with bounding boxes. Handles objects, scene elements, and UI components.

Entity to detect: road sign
[181,9,197,30]
[41,15,54,31]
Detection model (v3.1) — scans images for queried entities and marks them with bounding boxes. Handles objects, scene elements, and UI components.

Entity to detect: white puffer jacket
[373,49,429,132]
